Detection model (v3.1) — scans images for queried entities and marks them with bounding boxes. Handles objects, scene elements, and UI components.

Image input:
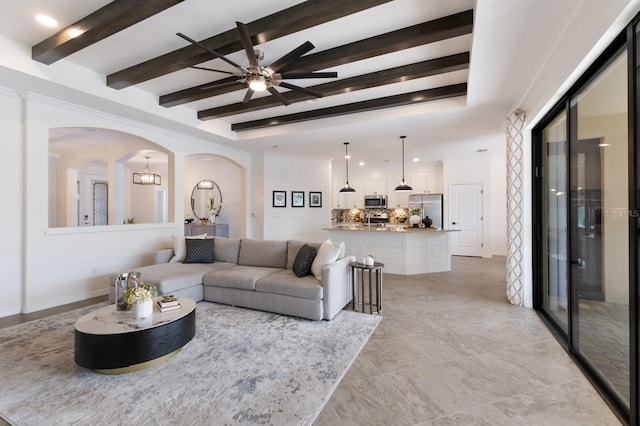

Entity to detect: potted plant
[125,284,156,319]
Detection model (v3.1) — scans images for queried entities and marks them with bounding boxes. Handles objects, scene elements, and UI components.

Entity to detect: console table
[185,223,229,237]
[74,297,196,374]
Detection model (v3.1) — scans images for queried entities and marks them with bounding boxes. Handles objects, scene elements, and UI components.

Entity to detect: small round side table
[349,261,384,314]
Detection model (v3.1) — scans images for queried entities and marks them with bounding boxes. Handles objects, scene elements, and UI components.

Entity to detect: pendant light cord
[401,136,405,182]
[345,143,349,184]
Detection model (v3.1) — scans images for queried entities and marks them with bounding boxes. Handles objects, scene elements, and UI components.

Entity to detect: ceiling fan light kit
[248,75,267,92]
[394,135,413,192]
[177,21,337,105]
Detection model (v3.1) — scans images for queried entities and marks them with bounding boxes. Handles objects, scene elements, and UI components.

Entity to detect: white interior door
[450,183,483,257]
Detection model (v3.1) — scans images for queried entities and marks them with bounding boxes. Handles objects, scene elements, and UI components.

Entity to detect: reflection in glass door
[570,50,629,405]
[536,46,630,416]
[541,111,569,333]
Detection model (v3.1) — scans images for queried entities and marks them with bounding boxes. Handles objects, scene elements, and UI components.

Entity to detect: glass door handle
[586,233,596,239]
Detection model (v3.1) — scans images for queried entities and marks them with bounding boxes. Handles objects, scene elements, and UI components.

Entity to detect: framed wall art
[309,192,322,207]
[273,190,286,207]
[292,191,305,207]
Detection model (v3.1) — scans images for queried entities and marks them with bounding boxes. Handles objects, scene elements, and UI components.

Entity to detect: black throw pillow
[293,244,317,277]
[183,238,215,264]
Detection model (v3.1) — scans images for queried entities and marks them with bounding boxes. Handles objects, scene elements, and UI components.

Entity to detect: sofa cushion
[203,265,283,290]
[238,239,288,268]
[169,233,207,263]
[286,239,322,269]
[292,244,317,277]
[132,262,235,294]
[256,270,323,300]
[213,237,241,263]
[311,239,342,280]
[183,238,214,263]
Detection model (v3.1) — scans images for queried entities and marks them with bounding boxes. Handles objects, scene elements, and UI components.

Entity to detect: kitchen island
[326,225,457,275]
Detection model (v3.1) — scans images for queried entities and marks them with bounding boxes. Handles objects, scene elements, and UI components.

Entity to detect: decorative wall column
[506,108,526,306]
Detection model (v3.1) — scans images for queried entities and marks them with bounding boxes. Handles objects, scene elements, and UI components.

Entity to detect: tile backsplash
[331,208,409,223]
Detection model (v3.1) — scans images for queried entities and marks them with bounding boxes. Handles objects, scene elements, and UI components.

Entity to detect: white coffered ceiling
[0,0,636,165]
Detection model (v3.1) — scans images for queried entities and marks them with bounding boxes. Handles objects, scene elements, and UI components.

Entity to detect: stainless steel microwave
[364,194,387,209]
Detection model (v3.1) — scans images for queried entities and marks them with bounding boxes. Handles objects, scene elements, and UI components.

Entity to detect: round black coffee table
[74,297,196,374]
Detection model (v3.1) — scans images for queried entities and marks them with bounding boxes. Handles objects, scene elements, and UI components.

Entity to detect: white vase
[132,299,153,319]
[209,214,216,224]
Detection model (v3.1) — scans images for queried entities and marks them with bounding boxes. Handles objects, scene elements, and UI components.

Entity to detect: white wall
[3,91,251,315]
[0,88,23,316]
[260,152,332,242]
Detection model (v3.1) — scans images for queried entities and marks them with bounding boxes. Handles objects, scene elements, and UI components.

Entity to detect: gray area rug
[0,301,380,425]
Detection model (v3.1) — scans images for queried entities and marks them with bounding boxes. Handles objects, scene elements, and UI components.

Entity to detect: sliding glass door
[535,41,631,421]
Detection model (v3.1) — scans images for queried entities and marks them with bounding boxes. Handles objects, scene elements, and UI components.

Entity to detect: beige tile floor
[0,257,623,426]
[314,256,623,425]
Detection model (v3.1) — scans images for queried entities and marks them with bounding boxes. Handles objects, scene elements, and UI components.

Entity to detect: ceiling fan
[177,21,338,106]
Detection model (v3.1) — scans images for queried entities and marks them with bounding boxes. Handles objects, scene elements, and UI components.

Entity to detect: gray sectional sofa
[109,237,355,320]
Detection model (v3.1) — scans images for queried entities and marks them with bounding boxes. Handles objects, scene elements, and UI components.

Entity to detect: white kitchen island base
[327,227,455,275]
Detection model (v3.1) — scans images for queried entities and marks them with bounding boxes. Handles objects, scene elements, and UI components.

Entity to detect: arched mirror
[190,180,222,220]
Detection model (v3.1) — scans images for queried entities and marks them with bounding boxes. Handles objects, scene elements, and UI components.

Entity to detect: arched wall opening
[48,127,172,227]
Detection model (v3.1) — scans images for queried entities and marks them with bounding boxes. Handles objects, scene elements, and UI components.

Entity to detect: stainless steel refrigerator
[409,193,443,229]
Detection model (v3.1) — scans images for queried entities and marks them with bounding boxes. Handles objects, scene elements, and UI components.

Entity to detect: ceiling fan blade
[242,88,255,103]
[189,65,237,76]
[268,87,291,106]
[177,32,248,73]
[267,41,314,73]
[279,71,338,79]
[199,80,245,91]
[278,81,324,98]
[235,21,259,68]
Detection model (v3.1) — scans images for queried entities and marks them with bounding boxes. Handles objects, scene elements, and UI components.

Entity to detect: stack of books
[157,295,181,312]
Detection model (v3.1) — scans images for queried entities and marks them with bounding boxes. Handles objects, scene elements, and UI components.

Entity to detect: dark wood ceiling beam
[197,52,469,119]
[159,10,473,107]
[230,83,468,132]
[280,9,473,72]
[107,0,392,89]
[32,0,185,65]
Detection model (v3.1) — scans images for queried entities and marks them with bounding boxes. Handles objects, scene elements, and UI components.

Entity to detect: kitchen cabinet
[387,190,410,209]
[409,171,443,194]
[364,177,387,196]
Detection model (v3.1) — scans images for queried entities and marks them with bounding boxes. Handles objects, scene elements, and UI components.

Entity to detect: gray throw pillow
[183,238,215,264]
[292,244,317,277]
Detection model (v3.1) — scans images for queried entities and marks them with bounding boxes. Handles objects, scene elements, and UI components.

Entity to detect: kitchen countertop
[326,225,457,233]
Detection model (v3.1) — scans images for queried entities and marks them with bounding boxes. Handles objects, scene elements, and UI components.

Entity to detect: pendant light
[339,142,356,193]
[132,156,161,185]
[394,135,413,192]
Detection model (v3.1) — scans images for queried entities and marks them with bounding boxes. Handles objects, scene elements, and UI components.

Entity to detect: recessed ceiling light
[413,157,419,162]
[359,161,365,166]
[36,14,58,28]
